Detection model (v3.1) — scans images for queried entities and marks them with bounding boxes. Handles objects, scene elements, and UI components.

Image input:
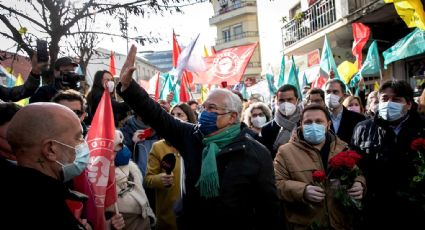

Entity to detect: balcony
[282,0,336,48]
[216,31,259,45]
[209,1,257,25]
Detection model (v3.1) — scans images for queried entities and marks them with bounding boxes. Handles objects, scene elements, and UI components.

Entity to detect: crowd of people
[0,46,424,230]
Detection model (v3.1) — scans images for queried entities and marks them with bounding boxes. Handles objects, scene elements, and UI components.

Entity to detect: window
[222,28,231,42]
[233,0,241,8]
[233,24,243,39]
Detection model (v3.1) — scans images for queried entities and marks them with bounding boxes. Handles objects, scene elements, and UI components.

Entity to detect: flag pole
[379,69,383,82]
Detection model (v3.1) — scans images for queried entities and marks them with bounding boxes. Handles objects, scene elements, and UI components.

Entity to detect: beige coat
[274,129,366,230]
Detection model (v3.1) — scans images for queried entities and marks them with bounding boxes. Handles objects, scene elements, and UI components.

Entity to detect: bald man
[1,103,87,230]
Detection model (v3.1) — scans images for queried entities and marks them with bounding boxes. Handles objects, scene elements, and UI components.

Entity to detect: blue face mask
[378,101,405,121]
[54,140,90,182]
[115,145,132,166]
[198,110,219,136]
[303,123,326,145]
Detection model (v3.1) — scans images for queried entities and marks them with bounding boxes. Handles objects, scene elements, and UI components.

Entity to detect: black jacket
[331,107,365,145]
[258,120,281,158]
[118,80,281,230]
[0,162,85,229]
[351,111,425,229]
[0,73,40,102]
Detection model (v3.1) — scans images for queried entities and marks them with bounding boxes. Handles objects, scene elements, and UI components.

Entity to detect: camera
[61,72,85,89]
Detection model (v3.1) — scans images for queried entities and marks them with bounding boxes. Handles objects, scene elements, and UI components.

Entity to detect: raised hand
[119,44,138,91]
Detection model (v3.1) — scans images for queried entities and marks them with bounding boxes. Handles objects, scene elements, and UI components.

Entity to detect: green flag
[277,55,285,87]
[320,35,340,79]
[241,84,248,100]
[383,28,425,68]
[302,72,308,88]
[287,56,302,99]
[350,40,381,87]
[266,73,277,95]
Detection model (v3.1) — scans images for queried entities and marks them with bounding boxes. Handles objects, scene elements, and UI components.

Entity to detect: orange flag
[109,51,116,76]
[193,43,258,85]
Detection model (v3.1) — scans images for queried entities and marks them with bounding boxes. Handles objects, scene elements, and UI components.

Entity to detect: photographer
[29,57,84,103]
[0,54,42,102]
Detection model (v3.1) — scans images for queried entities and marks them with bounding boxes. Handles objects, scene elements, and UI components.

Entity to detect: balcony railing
[214,1,256,16]
[282,0,336,48]
[216,31,259,45]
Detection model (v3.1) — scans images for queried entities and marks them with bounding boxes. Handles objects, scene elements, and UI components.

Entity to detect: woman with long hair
[86,70,130,126]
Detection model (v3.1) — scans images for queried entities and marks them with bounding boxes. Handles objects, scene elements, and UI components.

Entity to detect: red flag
[179,72,191,102]
[154,72,161,101]
[352,23,370,69]
[74,89,116,230]
[109,51,116,76]
[211,47,217,55]
[193,43,258,85]
[312,75,327,89]
[172,31,182,68]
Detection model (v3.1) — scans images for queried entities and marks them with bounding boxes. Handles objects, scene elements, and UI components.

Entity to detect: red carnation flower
[411,138,425,152]
[312,170,326,183]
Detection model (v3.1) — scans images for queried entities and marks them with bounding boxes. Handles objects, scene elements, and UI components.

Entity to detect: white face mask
[277,102,297,117]
[251,116,267,128]
[107,81,115,93]
[325,94,341,109]
[348,105,361,113]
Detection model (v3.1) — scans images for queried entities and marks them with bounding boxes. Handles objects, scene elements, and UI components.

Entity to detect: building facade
[281,0,422,92]
[209,0,262,81]
[141,50,173,73]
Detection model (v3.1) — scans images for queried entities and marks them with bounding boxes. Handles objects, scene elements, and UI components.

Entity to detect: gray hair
[243,102,272,127]
[207,88,243,120]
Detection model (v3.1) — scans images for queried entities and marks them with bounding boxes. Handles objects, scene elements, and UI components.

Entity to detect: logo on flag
[193,42,258,85]
[212,52,241,79]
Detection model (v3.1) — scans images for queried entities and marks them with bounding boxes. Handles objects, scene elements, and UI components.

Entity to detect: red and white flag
[193,43,258,85]
[74,89,116,230]
[352,23,370,69]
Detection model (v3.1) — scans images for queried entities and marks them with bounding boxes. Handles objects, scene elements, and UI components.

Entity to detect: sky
[0,0,295,72]
[95,1,217,55]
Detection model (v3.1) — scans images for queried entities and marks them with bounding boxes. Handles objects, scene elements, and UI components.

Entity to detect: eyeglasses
[202,103,227,112]
[73,110,84,116]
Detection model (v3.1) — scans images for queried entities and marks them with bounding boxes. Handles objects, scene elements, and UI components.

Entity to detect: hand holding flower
[347,181,363,200]
[304,185,325,203]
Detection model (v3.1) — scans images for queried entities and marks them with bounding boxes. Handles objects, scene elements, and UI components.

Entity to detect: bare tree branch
[0,14,33,57]
[0,3,48,31]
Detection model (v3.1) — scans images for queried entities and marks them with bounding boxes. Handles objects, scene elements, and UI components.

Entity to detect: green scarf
[196,124,241,198]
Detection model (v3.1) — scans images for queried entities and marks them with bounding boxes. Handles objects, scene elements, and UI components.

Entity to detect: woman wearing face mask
[107,130,156,230]
[144,103,197,230]
[243,102,272,134]
[342,96,365,114]
[86,70,131,126]
[274,104,365,230]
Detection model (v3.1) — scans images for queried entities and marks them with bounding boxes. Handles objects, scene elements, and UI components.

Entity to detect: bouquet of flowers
[328,150,362,210]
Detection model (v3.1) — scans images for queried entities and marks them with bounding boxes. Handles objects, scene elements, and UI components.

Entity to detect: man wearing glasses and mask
[115,45,281,230]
